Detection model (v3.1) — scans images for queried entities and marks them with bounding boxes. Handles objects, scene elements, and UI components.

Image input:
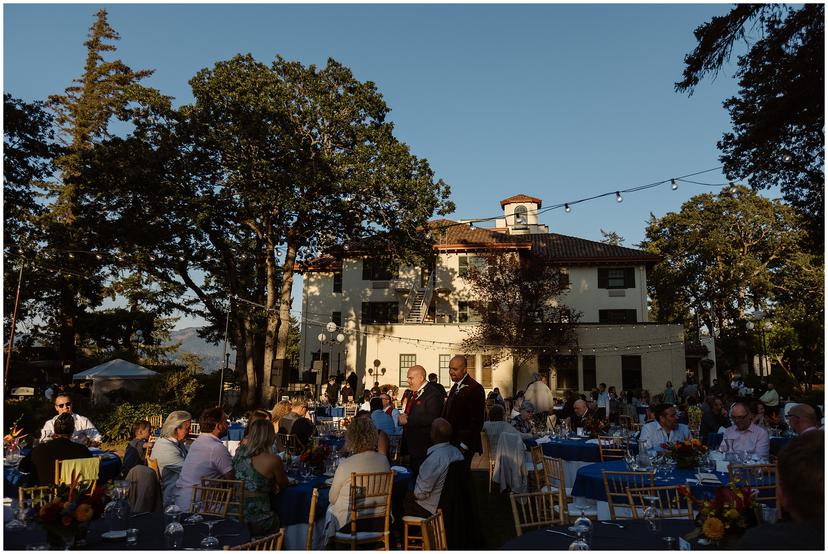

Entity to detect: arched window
[514,205,528,225]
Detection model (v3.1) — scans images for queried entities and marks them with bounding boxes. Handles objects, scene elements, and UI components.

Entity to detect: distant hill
[167,327,236,374]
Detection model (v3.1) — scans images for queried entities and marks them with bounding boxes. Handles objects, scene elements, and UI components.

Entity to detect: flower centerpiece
[582,414,607,437]
[300,444,332,473]
[661,438,708,469]
[4,417,29,454]
[35,472,106,548]
[678,480,758,547]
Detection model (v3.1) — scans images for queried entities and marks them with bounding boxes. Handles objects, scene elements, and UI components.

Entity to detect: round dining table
[500,518,704,550]
[3,512,250,550]
[4,449,122,501]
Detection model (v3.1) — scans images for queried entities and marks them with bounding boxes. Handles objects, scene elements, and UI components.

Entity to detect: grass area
[470,469,519,549]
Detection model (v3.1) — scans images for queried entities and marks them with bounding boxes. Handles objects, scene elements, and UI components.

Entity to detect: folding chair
[481,431,496,494]
[626,485,694,520]
[223,530,283,550]
[509,491,562,537]
[602,469,654,520]
[190,485,232,517]
[597,435,629,462]
[330,471,394,550]
[201,478,245,522]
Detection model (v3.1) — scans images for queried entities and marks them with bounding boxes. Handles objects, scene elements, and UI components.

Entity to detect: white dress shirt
[40,413,102,444]
[414,442,464,514]
[638,421,690,452]
[720,423,770,458]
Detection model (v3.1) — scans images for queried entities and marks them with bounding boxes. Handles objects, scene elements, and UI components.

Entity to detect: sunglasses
[56,402,72,408]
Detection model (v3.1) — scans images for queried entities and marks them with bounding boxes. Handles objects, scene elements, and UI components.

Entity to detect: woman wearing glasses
[39,393,102,446]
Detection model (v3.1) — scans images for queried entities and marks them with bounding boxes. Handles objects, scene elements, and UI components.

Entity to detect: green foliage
[3,397,55,448]
[99,402,164,443]
[677,4,824,251]
[143,369,201,410]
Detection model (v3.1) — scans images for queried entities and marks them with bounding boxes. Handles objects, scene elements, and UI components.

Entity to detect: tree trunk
[260,227,279,405]
[511,353,521,398]
[268,237,299,406]
[237,316,257,408]
[59,285,77,382]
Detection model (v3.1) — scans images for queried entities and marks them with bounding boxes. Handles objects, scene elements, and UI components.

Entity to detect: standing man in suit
[398,365,444,477]
[441,355,485,470]
[428,373,447,400]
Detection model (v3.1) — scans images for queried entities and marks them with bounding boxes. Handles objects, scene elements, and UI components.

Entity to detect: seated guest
[370,381,382,396]
[380,393,402,435]
[483,405,529,457]
[278,398,315,450]
[487,387,506,408]
[242,409,272,442]
[750,400,768,428]
[700,395,730,437]
[639,403,691,452]
[569,399,594,431]
[354,410,389,456]
[152,411,192,506]
[510,390,526,419]
[359,390,372,412]
[339,383,354,404]
[121,420,152,477]
[370,397,397,438]
[758,383,780,416]
[270,400,292,434]
[40,393,102,446]
[404,418,464,518]
[326,417,390,539]
[21,413,92,486]
[232,419,288,536]
[174,407,233,510]
[786,403,820,435]
[736,431,824,550]
[510,401,536,434]
[718,401,769,459]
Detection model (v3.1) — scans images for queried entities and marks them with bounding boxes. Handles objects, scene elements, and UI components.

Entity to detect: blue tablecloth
[4,452,122,499]
[273,470,412,527]
[227,423,245,441]
[525,437,639,463]
[315,406,345,418]
[571,460,729,502]
[705,433,791,456]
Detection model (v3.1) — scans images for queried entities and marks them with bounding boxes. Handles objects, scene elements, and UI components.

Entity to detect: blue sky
[5,3,747,329]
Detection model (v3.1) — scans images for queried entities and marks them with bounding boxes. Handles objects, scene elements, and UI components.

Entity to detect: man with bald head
[569,399,592,431]
[404,418,464,518]
[719,401,769,458]
[441,355,485,469]
[399,365,444,476]
[786,404,820,435]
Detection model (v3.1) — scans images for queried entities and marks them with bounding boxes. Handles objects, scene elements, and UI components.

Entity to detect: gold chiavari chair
[223,530,283,550]
[276,433,302,456]
[597,435,629,462]
[540,456,568,524]
[602,470,654,520]
[626,485,694,520]
[147,456,161,480]
[19,486,55,507]
[509,491,563,537]
[331,471,394,550]
[190,485,232,518]
[306,488,319,550]
[421,509,448,550]
[527,444,545,492]
[729,463,780,517]
[149,414,164,429]
[201,478,245,522]
[54,457,100,489]
[481,431,496,494]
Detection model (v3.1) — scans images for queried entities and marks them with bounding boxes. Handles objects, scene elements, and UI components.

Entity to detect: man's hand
[398,413,408,426]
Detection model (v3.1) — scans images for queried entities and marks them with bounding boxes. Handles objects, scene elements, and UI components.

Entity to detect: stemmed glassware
[643,496,662,533]
[185,501,204,524]
[624,448,638,471]
[164,504,184,548]
[6,499,30,529]
[200,519,222,549]
[568,511,592,550]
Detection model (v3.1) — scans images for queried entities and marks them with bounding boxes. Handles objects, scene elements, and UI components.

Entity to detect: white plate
[101,530,127,540]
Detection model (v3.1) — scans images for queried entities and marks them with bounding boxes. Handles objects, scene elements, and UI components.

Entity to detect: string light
[729,181,738,193]
[564,203,571,213]
[615,191,623,203]
[670,179,678,190]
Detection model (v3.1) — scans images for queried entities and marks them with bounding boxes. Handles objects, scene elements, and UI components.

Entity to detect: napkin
[390,466,409,474]
[535,436,552,444]
[585,439,601,445]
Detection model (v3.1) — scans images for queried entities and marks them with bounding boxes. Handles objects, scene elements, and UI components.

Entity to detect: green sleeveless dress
[232,444,279,537]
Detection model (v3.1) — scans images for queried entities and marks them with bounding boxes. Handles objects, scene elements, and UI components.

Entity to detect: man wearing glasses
[40,393,102,446]
[719,401,769,459]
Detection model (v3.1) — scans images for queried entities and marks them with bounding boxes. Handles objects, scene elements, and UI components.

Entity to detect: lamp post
[318,322,345,385]
[746,310,770,377]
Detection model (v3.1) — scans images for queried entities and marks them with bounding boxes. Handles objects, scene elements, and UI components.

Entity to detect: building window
[437,354,450,385]
[458,301,482,323]
[598,309,637,324]
[621,355,642,390]
[360,302,399,324]
[464,354,477,380]
[597,267,635,289]
[458,255,486,277]
[362,258,397,281]
[400,354,416,387]
[582,355,596,391]
[481,355,493,388]
[333,271,342,293]
[553,355,578,390]
[331,312,342,327]
[513,205,528,225]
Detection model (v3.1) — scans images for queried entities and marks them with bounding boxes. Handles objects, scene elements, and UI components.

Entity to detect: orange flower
[74,503,94,523]
[702,517,726,540]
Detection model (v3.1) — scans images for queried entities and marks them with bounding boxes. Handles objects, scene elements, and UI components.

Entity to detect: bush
[3,397,54,448]
[99,402,164,443]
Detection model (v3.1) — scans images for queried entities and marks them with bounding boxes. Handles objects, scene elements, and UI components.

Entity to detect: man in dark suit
[428,373,447,400]
[398,364,444,476]
[21,413,92,486]
[346,370,359,398]
[324,376,340,405]
[441,356,485,469]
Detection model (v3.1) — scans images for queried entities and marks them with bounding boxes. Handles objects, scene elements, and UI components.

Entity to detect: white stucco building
[298,194,686,397]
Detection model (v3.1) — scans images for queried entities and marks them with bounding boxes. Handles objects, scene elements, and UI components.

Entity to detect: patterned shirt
[511,415,534,434]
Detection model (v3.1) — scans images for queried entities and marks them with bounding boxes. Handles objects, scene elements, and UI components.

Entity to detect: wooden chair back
[729,463,780,514]
[306,488,319,550]
[626,485,694,520]
[201,478,245,522]
[189,422,202,436]
[528,444,545,491]
[602,470,654,520]
[331,471,394,550]
[541,456,567,523]
[223,530,283,550]
[618,414,634,429]
[149,414,164,429]
[597,435,629,462]
[481,431,496,494]
[422,509,448,550]
[54,457,100,489]
[19,486,55,508]
[344,405,358,418]
[147,456,161,480]
[509,491,562,536]
[276,433,302,456]
[190,485,232,517]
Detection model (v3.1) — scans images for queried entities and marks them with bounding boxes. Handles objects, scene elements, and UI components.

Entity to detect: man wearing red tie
[441,355,485,469]
[398,365,444,476]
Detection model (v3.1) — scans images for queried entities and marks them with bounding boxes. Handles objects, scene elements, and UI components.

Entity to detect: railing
[414,273,436,324]
[401,280,418,321]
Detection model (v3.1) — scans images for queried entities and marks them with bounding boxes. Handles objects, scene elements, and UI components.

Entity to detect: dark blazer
[347,372,358,395]
[429,380,448,400]
[325,382,340,405]
[401,384,444,459]
[442,375,486,454]
[569,408,595,431]
[22,437,92,486]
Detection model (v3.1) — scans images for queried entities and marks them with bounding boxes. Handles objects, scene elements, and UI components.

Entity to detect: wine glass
[624,449,637,471]
[200,519,221,549]
[185,501,204,524]
[569,511,593,547]
[5,499,28,529]
[643,497,662,533]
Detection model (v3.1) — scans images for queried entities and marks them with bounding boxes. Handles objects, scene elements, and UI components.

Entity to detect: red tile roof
[500,194,543,208]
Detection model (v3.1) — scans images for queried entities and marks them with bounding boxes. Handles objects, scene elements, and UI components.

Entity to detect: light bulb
[729,182,738,193]
[671,179,678,190]
[615,191,623,203]
[564,204,571,213]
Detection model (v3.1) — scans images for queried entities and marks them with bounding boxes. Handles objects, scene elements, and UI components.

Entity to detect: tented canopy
[73,358,158,380]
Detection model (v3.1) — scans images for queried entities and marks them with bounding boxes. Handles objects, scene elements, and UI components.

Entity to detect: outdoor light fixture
[729,181,738,193]
[671,179,678,190]
[95,254,103,260]
[68,253,75,259]
[564,203,571,213]
[615,191,623,203]
[783,153,792,162]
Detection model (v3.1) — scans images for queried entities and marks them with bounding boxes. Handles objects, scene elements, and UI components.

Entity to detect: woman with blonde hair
[326,417,390,539]
[232,419,288,536]
[271,400,292,433]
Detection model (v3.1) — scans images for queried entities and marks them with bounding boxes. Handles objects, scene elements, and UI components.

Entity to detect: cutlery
[545,529,575,538]
[600,521,625,529]
[129,511,150,518]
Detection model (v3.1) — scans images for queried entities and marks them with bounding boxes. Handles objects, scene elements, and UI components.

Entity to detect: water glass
[126,528,139,546]
[164,520,184,548]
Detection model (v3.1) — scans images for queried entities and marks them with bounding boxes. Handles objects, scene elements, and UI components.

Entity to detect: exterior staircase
[405,290,427,323]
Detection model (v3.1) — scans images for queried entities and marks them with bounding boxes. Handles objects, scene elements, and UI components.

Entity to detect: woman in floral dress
[232,419,289,536]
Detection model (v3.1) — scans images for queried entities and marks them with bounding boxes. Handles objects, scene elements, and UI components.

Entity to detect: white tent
[73,358,159,403]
